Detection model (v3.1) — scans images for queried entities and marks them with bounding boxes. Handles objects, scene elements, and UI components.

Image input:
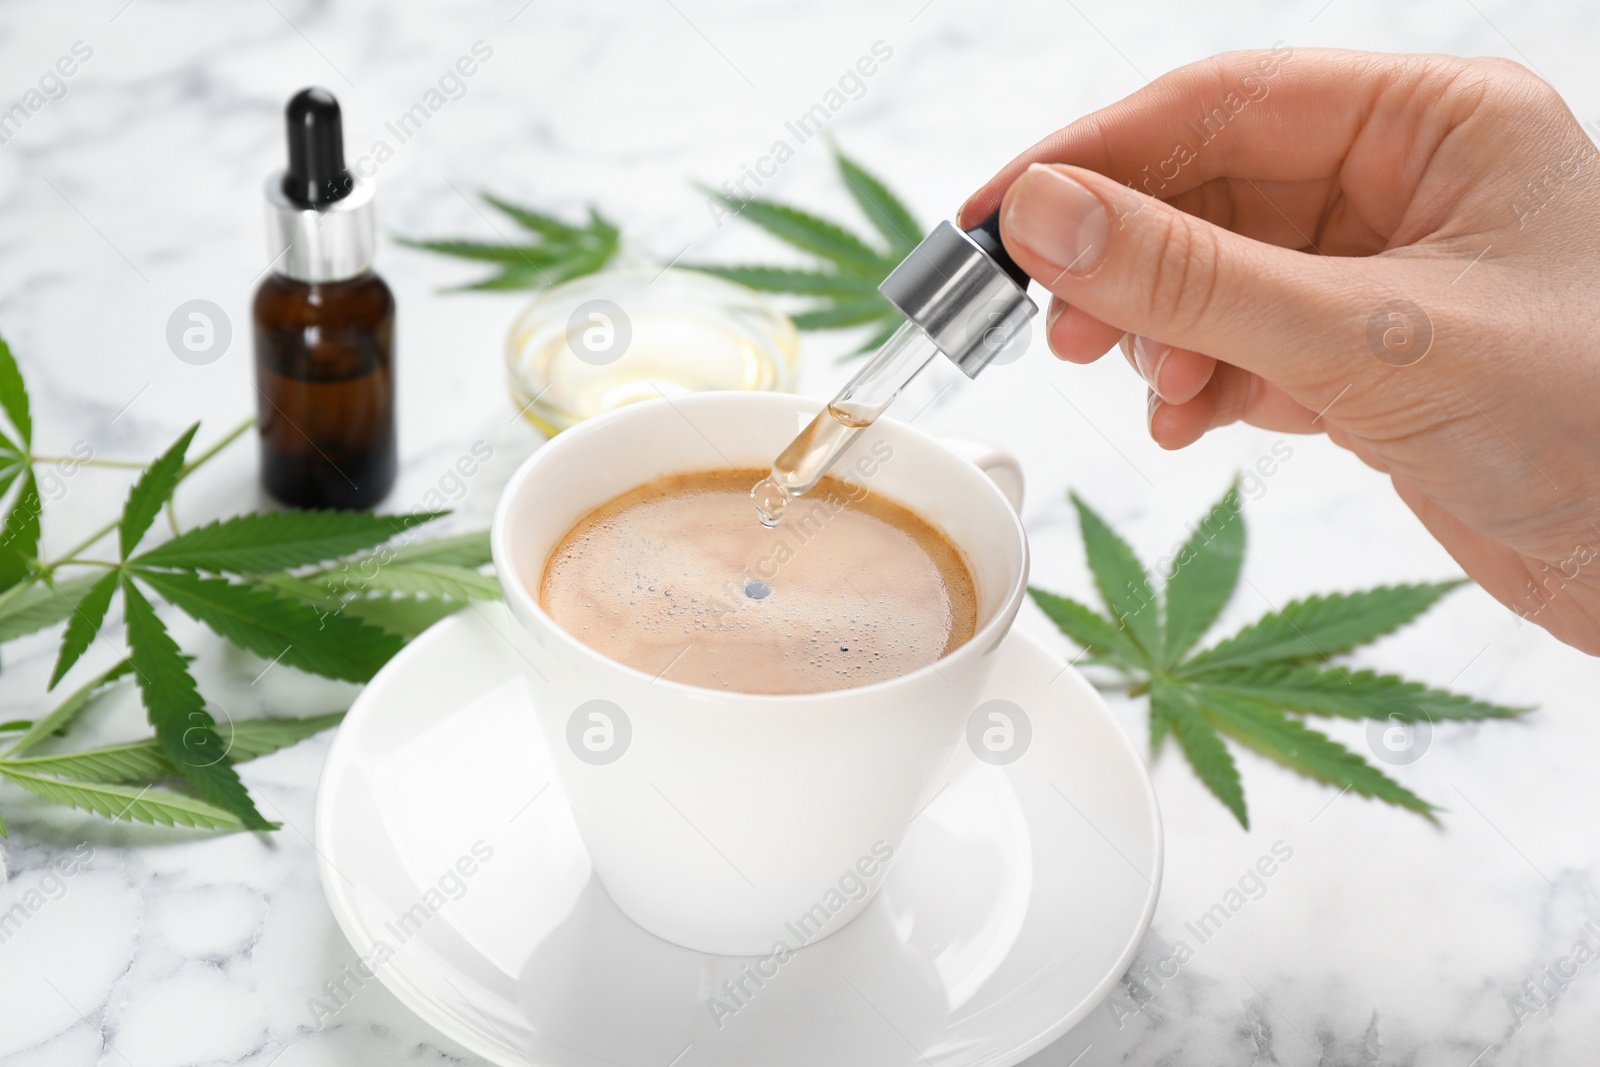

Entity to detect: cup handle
[940,438,1025,514]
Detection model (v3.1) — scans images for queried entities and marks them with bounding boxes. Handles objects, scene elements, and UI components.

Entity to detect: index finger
[957,46,1393,228]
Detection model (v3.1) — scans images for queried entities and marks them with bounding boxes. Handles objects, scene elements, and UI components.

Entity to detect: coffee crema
[537,469,977,694]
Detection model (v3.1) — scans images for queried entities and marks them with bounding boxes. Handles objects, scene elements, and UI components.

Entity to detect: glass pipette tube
[750,319,942,526]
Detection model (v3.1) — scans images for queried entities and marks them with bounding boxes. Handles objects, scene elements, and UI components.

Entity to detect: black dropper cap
[963,209,1030,291]
[282,87,354,208]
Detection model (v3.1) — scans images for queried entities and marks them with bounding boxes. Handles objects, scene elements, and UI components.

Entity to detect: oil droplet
[750,477,790,527]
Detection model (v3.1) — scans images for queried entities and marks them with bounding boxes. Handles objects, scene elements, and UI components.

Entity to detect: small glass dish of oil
[504,268,799,435]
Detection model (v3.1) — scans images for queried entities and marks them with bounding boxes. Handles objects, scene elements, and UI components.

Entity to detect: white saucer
[314,604,1162,1067]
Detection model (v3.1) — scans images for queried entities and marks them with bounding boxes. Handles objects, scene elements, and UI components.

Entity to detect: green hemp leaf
[0,332,503,834]
[690,147,923,357]
[401,146,925,358]
[1030,481,1528,828]
[397,197,622,292]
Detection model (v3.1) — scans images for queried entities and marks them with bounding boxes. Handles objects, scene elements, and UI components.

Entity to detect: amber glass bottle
[253,272,395,508]
[254,87,396,509]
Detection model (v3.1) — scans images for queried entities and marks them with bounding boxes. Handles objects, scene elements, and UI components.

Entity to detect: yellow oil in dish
[506,269,798,435]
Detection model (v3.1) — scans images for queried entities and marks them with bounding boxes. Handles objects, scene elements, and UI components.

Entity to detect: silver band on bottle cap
[878,220,1037,379]
[264,171,376,283]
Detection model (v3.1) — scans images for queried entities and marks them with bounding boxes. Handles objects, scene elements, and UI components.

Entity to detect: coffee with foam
[538,469,977,694]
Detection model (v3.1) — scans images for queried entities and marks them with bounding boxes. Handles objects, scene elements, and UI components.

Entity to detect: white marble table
[1,0,1597,1064]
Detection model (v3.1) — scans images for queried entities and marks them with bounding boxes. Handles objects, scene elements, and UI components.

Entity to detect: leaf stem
[45,520,117,574]
[29,455,148,470]
[39,416,254,576]
[0,576,39,615]
[180,417,255,477]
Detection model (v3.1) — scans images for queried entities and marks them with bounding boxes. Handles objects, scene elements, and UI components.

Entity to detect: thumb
[999,162,1378,390]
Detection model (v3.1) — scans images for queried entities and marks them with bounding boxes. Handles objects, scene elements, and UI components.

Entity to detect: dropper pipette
[752,210,1038,526]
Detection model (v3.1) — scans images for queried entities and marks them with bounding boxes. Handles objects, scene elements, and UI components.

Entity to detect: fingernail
[1132,335,1172,396]
[1044,300,1066,358]
[1005,164,1109,275]
[1147,390,1163,434]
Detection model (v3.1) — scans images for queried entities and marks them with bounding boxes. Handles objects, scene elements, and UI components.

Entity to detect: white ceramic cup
[491,391,1029,955]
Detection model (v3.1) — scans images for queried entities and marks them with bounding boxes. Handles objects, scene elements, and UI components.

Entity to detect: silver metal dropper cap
[877,220,1038,378]
[264,173,376,283]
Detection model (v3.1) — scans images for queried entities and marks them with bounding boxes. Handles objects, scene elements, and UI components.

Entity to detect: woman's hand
[962,48,1600,654]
